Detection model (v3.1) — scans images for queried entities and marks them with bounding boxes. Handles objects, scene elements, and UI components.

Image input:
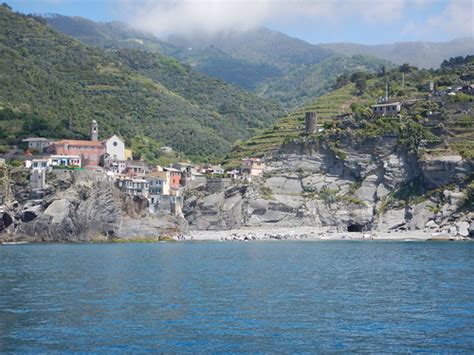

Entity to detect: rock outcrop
[183,137,473,236]
[0,171,185,243]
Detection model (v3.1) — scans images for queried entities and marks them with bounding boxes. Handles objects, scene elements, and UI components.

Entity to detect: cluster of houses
[21,121,266,215]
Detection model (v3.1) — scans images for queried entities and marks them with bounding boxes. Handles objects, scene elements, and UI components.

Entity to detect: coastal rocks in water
[21,198,78,241]
[6,177,185,242]
[116,214,182,239]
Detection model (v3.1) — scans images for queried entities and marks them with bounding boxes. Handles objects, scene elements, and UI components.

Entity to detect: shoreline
[181,226,471,242]
[1,226,471,245]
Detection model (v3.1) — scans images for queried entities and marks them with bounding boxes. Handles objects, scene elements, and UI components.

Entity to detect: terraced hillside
[224,59,474,167]
[223,84,360,166]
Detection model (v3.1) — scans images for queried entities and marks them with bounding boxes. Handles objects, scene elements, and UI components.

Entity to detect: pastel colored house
[163,167,181,189]
[48,139,105,167]
[124,148,133,161]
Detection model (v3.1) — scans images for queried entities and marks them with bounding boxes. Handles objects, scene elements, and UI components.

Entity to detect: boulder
[377,208,406,231]
[457,221,470,237]
[409,202,435,230]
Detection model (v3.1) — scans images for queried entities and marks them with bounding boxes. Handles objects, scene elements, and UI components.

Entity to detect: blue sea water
[0,241,473,352]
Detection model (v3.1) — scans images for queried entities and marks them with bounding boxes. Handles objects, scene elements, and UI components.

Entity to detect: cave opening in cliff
[347,224,363,232]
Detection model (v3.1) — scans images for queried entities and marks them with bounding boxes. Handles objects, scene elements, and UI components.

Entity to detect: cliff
[0,170,185,243]
[183,137,473,237]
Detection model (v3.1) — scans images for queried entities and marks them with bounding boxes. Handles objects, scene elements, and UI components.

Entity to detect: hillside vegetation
[45,16,397,108]
[0,5,283,161]
[224,58,474,166]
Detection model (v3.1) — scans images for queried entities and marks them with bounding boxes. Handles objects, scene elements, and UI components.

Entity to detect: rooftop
[55,139,103,147]
[22,137,51,142]
[372,102,401,108]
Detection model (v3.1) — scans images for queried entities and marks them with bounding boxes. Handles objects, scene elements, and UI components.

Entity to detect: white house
[372,102,401,117]
[51,155,81,167]
[103,135,125,161]
[22,137,52,152]
[28,158,51,171]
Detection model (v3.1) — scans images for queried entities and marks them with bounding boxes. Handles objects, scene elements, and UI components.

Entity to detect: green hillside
[0,5,283,161]
[45,16,397,108]
[257,55,394,108]
[224,59,474,167]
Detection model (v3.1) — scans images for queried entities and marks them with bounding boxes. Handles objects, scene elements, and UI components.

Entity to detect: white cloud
[426,0,473,37]
[401,0,473,40]
[119,0,473,39]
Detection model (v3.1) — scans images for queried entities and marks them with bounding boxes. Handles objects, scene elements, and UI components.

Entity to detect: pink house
[48,139,105,167]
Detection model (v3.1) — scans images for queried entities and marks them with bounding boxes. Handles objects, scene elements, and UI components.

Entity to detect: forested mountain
[0,5,283,161]
[165,28,335,71]
[45,14,473,108]
[321,38,474,69]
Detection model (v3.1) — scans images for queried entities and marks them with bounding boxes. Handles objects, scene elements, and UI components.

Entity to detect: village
[11,120,266,216]
[1,77,472,218]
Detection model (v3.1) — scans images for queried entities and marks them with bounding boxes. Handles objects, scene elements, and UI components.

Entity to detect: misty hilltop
[43,16,382,108]
[321,38,474,69]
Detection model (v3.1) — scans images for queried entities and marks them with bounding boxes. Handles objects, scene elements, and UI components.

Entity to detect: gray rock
[425,220,438,229]
[265,176,302,195]
[377,209,406,231]
[448,226,458,235]
[355,175,378,202]
[457,221,470,237]
[408,202,435,230]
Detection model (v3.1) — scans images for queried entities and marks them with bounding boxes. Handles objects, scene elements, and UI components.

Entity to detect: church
[46,120,105,168]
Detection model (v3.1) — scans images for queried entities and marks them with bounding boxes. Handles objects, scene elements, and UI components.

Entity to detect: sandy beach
[180,226,468,242]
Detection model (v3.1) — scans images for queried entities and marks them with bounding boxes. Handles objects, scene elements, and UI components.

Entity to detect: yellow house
[124,148,133,161]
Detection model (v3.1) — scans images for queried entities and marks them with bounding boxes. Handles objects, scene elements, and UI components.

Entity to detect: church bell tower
[91,120,99,141]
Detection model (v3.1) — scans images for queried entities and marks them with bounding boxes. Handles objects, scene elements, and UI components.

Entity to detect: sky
[6,0,474,44]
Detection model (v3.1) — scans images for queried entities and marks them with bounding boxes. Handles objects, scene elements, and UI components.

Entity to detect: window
[113,141,118,147]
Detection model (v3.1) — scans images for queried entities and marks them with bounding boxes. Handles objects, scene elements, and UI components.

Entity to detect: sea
[1,241,473,352]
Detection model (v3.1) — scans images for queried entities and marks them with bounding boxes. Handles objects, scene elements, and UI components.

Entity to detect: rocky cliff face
[0,170,185,242]
[183,137,473,236]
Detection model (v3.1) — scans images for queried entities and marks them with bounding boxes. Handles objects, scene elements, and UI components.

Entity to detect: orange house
[164,167,181,189]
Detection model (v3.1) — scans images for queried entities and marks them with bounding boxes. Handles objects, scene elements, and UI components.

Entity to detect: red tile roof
[55,139,104,147]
